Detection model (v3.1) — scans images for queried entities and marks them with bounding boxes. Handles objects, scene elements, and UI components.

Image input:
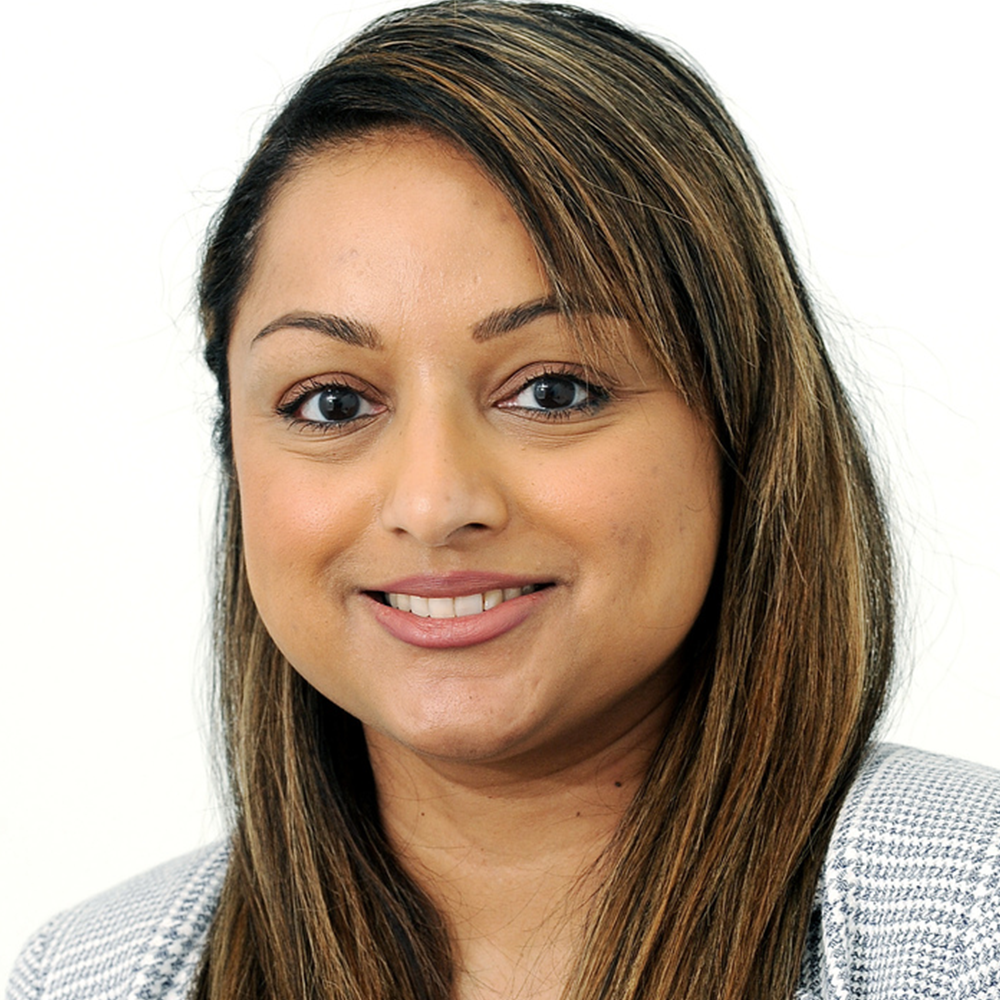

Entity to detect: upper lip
[368,571,553,598]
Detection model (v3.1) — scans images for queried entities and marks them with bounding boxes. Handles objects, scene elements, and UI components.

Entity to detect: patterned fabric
[794,745,1000,998]
[5,845,227,1000]
[7,745,1000,1000]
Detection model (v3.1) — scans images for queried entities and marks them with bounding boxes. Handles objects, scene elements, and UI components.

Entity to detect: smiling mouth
[374,584,548,618]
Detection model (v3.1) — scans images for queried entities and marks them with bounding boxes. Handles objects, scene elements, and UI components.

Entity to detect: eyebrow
[251,312,381,350]
[472,296,561,341]
[250,296,562,350]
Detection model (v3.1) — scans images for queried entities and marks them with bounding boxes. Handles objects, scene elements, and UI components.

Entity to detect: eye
[279,381,382,427]
[503,373,608,415]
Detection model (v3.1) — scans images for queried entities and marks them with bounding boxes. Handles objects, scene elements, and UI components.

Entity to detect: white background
[2,0,997,974]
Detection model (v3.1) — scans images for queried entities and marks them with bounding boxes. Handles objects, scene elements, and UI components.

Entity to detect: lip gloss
[367,586,551,649]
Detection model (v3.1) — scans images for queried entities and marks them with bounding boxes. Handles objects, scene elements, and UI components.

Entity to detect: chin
[349,661,557,763]
[364,705,546,767]
[408,734,524,765]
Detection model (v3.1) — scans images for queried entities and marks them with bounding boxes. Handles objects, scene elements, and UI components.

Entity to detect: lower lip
[367,587,552,649]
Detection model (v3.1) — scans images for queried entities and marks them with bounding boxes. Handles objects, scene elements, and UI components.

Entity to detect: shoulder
[5,841,229,1000]
[797,744,1000,999]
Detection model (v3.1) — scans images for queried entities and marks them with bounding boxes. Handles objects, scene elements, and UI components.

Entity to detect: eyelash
[499,366,611,419]
[276,367,612,433]
[276,377,381,432]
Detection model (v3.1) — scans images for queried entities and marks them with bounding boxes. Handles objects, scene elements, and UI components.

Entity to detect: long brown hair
[195,3,895,998]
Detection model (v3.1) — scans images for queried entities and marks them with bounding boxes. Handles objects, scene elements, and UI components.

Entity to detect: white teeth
[454,593,484,617]
[384,585,539,618]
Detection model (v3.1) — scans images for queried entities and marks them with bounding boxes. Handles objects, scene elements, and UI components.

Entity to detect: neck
[365,706,666,999]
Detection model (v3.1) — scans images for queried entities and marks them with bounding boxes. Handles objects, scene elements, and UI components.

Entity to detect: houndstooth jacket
[7,744,1000,999]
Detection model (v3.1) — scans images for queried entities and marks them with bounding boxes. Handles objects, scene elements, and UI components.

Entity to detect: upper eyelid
[496,372,613,422]
[496,362,612,397]
[501,366,611,397]
[276,364,613,419]
[276,383,384,437]
[276,374,376,414]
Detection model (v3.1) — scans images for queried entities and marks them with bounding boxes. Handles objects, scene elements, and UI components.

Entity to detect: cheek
[234,441,369,610]
[531,435,719,554]
[546,428,720,628]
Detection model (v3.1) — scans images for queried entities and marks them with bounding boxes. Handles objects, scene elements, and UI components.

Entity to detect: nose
[378,404,509,547]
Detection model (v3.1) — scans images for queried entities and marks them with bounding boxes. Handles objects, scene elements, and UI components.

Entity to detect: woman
[8,3,999,999]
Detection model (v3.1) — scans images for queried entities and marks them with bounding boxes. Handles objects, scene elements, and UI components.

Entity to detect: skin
[228,131,722,998]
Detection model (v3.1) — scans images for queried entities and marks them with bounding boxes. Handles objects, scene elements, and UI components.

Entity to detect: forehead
[228,130,674,392]
[234,132,546,333]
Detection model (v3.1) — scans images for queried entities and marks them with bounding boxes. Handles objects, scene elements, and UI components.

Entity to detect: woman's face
[228,132,721,767]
